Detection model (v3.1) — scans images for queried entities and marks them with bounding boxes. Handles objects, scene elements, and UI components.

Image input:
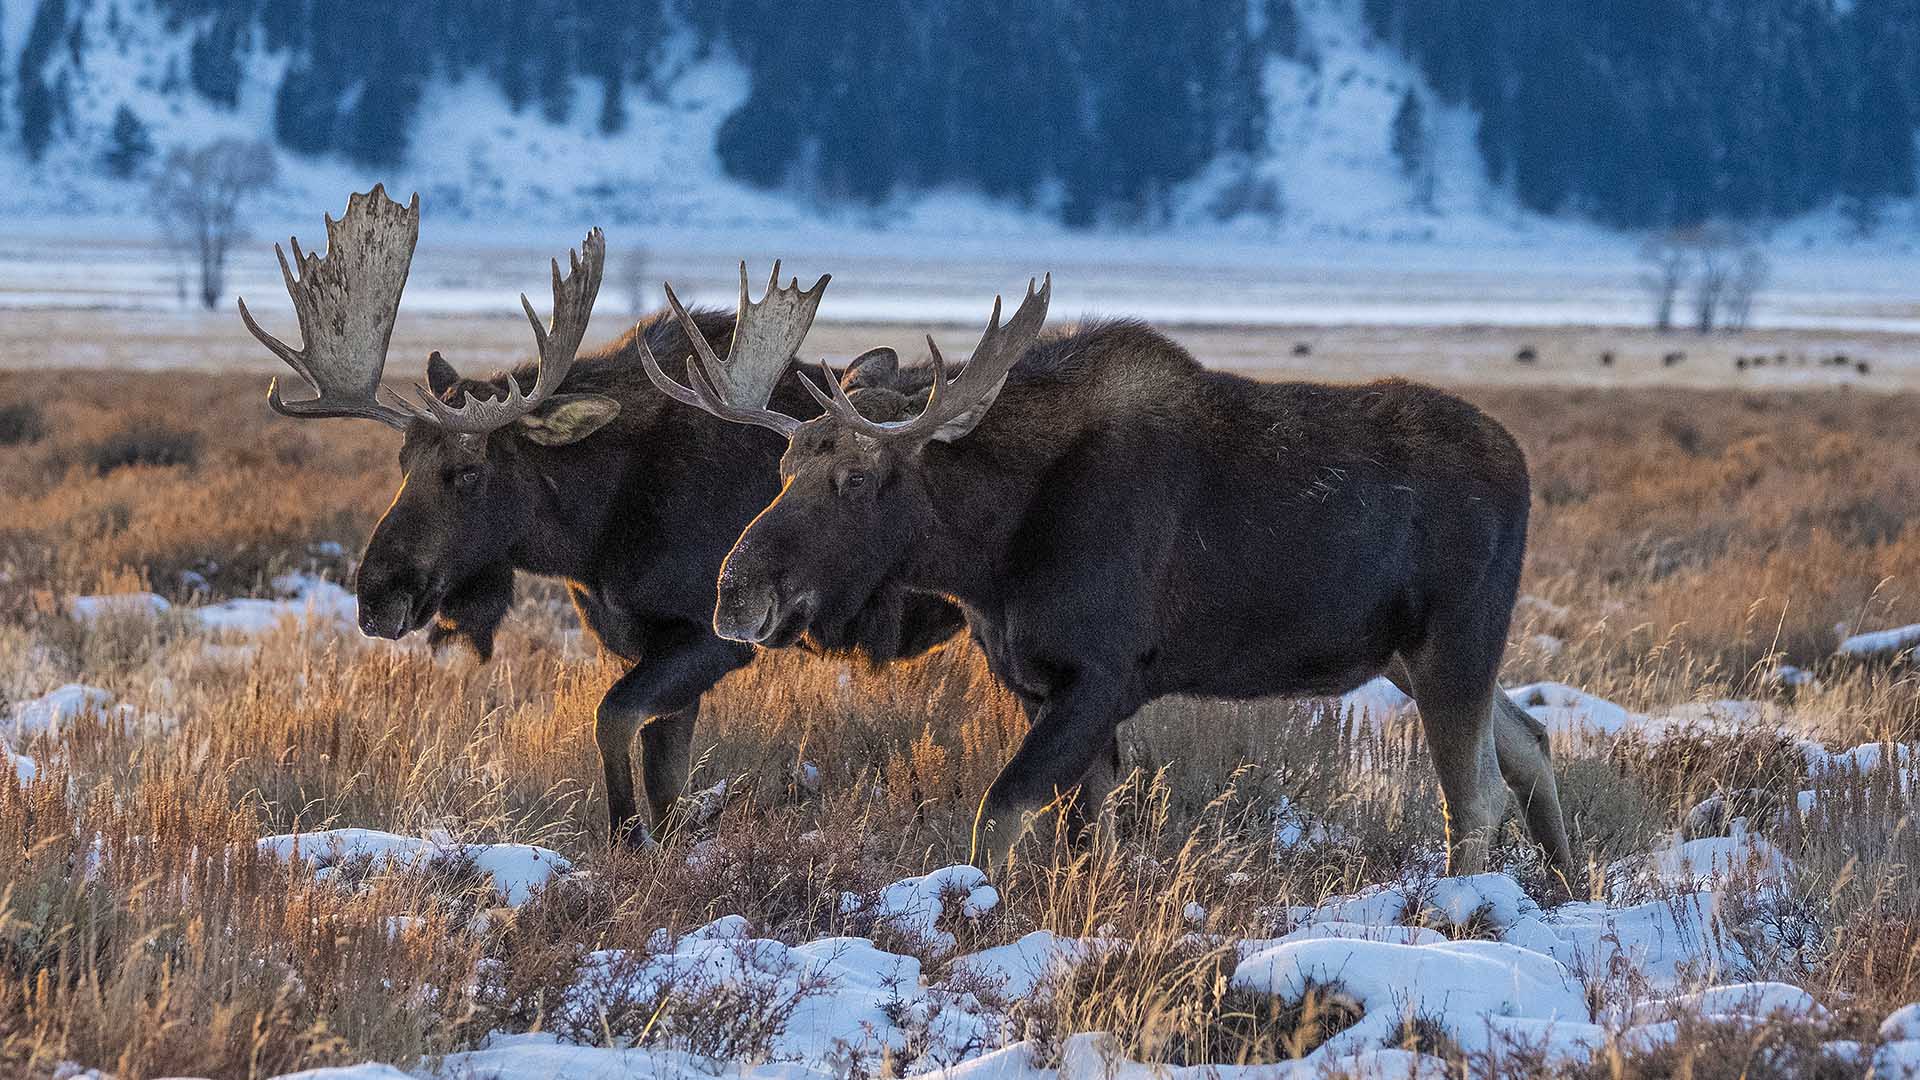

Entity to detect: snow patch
[258,828,570,908]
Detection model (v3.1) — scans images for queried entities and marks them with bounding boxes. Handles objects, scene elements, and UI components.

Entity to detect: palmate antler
[801,274,1050,444]
[239,185,606,436]
[638,262,829,438]
[238,185,425,431]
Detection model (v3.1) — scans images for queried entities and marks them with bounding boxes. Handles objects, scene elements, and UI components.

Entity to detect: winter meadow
[5,2,1920,1079]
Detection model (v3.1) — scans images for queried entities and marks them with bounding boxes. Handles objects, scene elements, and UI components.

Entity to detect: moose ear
[426,351,461,397]
[841,347,899,389]
[515,393,622,446]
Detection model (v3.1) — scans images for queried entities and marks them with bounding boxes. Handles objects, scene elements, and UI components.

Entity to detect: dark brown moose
[642,276,1574,881]
[238,187,961,846]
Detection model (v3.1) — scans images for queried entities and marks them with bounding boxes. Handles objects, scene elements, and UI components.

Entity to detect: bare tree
[1637,232,1690,332]
[1687,226,1739,334]
[1723,247,1771,331]
[150,139,279,310]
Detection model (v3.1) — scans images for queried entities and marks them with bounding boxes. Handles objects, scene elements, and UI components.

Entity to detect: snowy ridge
[9,0,1909,250]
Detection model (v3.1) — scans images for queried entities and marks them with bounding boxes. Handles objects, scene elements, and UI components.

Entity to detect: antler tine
[638,263,825,437]
[813,273,1048,444]
[637,308,800,438]
[719,262,828,407]
[238,185,425,432]
[417,227,606,434]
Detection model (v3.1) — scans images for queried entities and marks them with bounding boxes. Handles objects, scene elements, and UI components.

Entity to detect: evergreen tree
[16,0,69,161]
[188,14,244,107]
[1390,87,1434,209]
[1266,0,1300,57]
[598,75,626,135]
[103,103,155,177]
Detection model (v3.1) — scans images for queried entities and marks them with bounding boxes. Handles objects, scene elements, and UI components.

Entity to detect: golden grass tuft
[3,372,1920,1074]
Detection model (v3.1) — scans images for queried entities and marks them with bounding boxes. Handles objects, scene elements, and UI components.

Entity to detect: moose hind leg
[1493,693,1575,884]
[1406,667,1506,877]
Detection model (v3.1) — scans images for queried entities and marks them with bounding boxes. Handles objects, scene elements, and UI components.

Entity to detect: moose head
[639,275,1050,644]
[237,186,621,653]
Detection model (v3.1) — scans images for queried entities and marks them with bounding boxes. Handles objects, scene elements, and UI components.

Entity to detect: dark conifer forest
[9,0,1919,228]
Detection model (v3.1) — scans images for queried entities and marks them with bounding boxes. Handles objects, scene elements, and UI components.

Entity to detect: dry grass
[2,370,1919,1077]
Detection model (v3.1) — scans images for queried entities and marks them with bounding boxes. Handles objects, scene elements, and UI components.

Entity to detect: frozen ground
[13,584,1920,1079]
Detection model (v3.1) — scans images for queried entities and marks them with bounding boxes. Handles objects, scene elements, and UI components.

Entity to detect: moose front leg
[971,676,1133,873]
[639,703,697,838]
[595,627,751,849]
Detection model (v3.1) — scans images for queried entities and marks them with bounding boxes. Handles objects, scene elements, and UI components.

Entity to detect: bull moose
[641,276,1574,881]
[237,187,961,845]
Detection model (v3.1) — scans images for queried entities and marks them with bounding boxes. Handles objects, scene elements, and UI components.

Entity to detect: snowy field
[11,593,1920,1080]
[4,239,1919,392]
[4,365,1920,1077]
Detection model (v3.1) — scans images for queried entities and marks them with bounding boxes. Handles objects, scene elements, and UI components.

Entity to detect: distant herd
[1500,343,1871,375]
[247,186,1894,892]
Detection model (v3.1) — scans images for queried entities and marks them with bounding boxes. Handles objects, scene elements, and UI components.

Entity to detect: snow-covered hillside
[0,0,1554,240]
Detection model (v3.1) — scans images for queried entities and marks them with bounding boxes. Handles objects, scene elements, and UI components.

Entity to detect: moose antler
[638,262,829,438]
[800,274,1050,443]
[241,187,609,436]
[238,184,427,431]
[412,228,606,434]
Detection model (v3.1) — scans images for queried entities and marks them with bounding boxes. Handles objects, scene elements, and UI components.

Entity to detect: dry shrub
[0,763,487,1078]
[0,403,44,446]
[4,372,1920,1073]
[78,422,202,475]
[1608,726,1811,820]
[1484,1014,1861,1080]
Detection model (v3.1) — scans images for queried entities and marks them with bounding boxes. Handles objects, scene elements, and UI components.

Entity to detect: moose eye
[451,467,481,493]
[841,471,869,494]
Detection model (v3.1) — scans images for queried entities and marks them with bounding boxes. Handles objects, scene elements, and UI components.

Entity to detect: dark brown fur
[354,311,961,845]
[708,319,1572,877]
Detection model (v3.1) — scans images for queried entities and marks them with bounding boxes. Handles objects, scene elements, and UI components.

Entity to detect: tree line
[10,0,1920,229]
[1362,0,1920,229]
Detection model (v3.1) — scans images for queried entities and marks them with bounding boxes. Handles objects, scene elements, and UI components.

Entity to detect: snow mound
[571,914,998,1066]
[1837,622,1920,659]
[949,930,1104,1001]
[258,828,570,908]
[8,684,114,738]
[68,592,171,621]
[1233,935,1588,1061]
[3,743,35,783]
[7,684,169,739]
[62,575,359,638]
[196,574,358,636]
[270,1066,414,1080]
[842,864,1001,954]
